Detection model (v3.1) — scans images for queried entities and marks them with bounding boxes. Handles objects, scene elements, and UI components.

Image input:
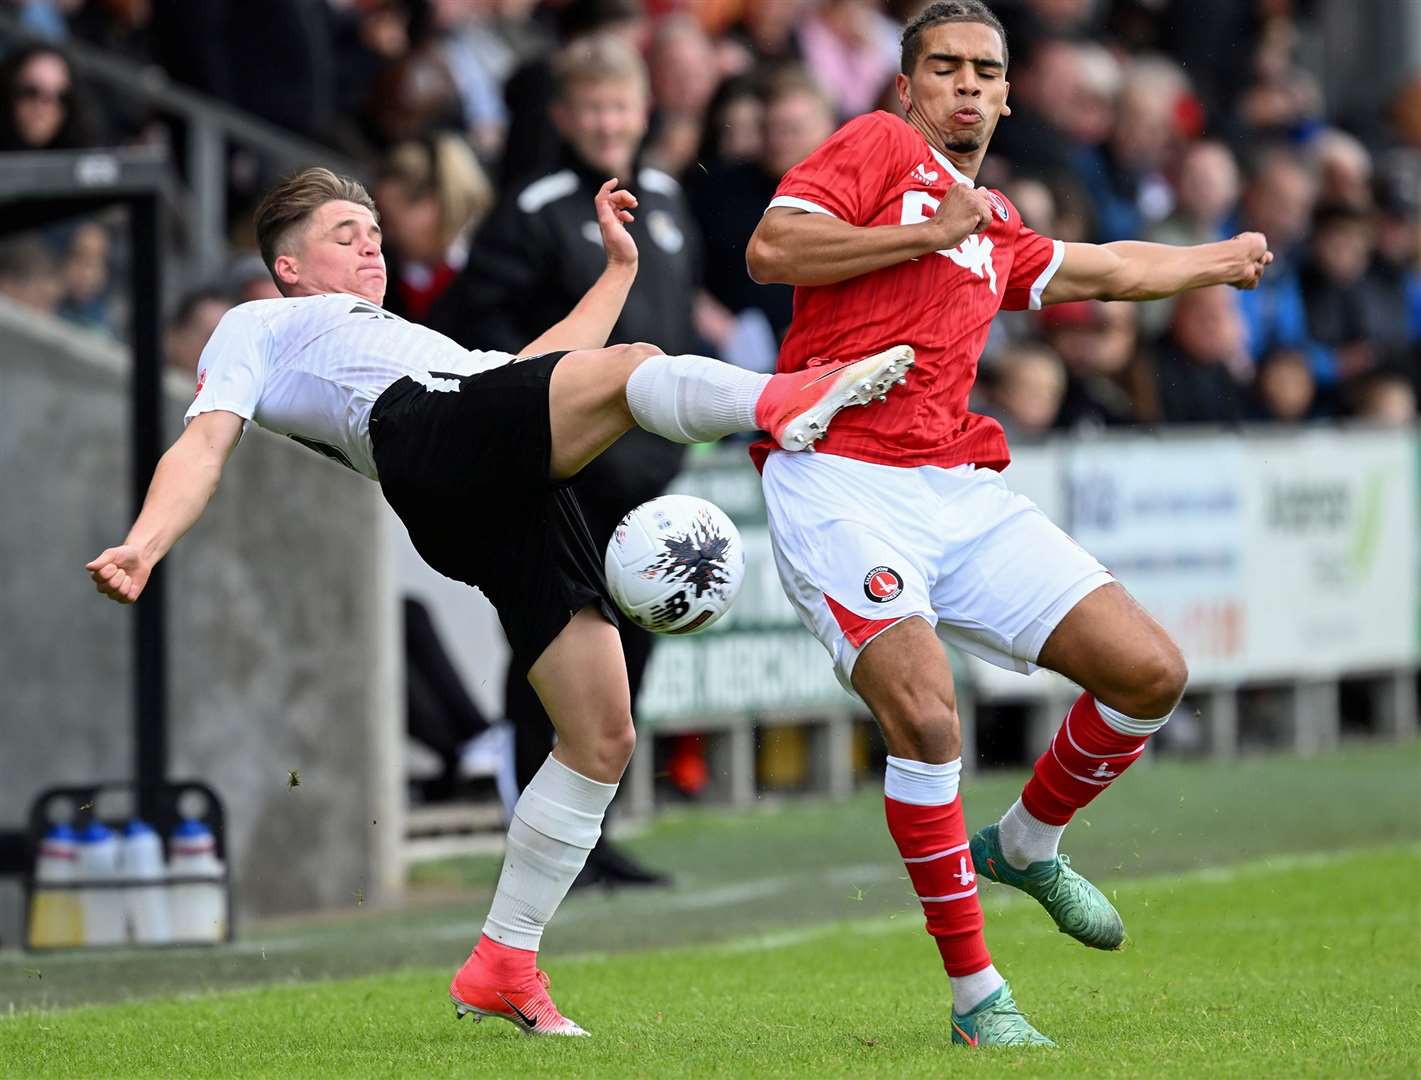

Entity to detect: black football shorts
[369,351,618,675]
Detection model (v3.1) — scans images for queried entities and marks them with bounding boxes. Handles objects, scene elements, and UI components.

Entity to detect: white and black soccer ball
[604,495,746,635]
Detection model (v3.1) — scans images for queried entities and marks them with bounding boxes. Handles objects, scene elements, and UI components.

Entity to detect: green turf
[2,846,1418,1077]
[2,742,1419,1015]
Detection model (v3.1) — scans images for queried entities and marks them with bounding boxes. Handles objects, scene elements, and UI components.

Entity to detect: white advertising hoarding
[1063,437,1249,685]
[1239,428,1417,678]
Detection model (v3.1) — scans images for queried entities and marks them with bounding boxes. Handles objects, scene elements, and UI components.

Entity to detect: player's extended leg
[449,606,635,1037]
[852,618,1053,1048]
[544,342,915,479]
[971,583,1186,950]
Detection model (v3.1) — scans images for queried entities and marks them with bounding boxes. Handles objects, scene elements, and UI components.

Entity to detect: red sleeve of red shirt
[1000,216,1066,312]
[769,111,902,226]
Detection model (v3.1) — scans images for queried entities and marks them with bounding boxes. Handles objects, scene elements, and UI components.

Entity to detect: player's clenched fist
[1227,231,1273,290]
[86,545,150,604]
[920,183,996,253]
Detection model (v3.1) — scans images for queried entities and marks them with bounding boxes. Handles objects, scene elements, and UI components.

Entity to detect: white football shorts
[762,450,1112,693]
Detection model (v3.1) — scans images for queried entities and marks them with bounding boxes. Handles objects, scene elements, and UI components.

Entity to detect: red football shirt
[751,110,1064,472]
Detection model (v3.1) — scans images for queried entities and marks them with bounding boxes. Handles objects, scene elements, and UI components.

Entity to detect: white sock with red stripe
[624,354,771,444]
[883,755,1004,1015]
[1002,692,1171,868]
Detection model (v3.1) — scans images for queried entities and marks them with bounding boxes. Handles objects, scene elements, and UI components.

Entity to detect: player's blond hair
[254,167,378,285]
[552,32,649,102]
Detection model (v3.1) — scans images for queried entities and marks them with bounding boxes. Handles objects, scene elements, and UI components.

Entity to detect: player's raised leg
[852,618,1053,1047]
[545,341,915,479]
[449,606,634,1037]
[972,583,1186,950]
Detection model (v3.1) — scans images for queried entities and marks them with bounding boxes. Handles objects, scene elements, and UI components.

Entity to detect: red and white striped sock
[1004,692,1170,868]
[883,756,1001,1014]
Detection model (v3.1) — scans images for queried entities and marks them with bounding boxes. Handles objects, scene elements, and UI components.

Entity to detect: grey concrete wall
[0,299,401,946]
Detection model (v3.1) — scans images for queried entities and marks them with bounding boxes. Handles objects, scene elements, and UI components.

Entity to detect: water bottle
[27,824,83,948]
[168,819,226,943]
[120,820,172,944]
[75,822,125,945]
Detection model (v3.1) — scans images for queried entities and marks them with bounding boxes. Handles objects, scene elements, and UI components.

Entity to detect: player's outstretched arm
[1042,232,1273,305]
[86,410,244,604]
[519,179,639,356]
[747,183,996,287]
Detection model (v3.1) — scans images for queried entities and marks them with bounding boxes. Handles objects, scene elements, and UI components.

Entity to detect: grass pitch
[2,742,1419,1077]
[3,847,1418,1077]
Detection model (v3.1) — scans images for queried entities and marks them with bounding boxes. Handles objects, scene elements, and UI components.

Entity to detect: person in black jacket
[430,33,704,888]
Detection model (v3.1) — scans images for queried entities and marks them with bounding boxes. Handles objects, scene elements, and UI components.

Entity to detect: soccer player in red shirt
[746,0,1272,1047]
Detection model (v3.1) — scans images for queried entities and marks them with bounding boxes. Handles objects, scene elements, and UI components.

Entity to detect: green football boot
[950,983,1055,1047]
[970,823,1126,950]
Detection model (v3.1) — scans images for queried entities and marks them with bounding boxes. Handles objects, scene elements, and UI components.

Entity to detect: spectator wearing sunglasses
[0,43,98,151]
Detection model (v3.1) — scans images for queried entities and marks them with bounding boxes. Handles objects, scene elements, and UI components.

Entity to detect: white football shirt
[185,294,516,479]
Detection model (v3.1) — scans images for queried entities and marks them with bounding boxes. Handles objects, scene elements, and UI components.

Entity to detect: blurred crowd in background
[0,0,1417,435]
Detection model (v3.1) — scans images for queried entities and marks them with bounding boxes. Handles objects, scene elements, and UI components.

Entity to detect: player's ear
[273,252,300,289]
[1000,81,1012,117]
[895,72,912,114]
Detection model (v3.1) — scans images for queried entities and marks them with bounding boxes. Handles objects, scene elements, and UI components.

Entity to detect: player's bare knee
[605,341,659,366]
[873,689,961,761]
[588,342,661,398]
[617,341,661,375]
[1130,641,1189,719]
[591,715,636,776]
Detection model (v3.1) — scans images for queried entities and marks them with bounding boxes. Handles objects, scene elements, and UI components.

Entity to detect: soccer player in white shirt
[86,166,914,1036]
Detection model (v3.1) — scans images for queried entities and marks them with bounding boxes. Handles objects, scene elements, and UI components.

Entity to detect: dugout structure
[0,149,172,873]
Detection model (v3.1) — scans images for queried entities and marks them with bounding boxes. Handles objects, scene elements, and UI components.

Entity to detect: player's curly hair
[254,167,378,283]
[901,0,1009,75]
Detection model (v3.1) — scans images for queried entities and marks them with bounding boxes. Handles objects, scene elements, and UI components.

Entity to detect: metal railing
[0,12,363,286]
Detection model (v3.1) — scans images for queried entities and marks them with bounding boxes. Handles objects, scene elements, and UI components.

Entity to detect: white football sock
[951,963,1005,1016]
[624,353,771,443]
[997,797,1066,870]
[1096,698,1173,736]
[482,755,616,951]
[884,755,961,805]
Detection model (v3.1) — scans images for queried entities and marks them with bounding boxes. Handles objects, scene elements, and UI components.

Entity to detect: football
[604,495,746,635]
